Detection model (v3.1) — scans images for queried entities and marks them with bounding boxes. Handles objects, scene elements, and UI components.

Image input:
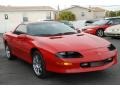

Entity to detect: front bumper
[105,32,120,37]
[46,50,118,74]
[65,57,117,73]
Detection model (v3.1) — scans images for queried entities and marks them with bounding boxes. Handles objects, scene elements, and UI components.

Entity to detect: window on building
[81,12,85,17]
[4,14,8,20]
[23,17,28,22]
[46,12,51,19]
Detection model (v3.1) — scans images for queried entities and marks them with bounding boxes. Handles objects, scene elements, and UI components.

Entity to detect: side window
[15,25,27,34]
[116,19,120,24]
[111,19,120,25]
[108,20,114,25]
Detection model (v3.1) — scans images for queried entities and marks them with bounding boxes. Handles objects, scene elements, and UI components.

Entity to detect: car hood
[105,25,120,33]
[35,33,110,52]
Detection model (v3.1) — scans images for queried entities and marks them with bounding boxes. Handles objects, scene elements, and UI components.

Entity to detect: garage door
[0,20,19,33]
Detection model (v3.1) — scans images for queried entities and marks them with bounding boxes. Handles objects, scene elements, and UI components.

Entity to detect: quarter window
[15,25,27,34]
[110,19,120,25]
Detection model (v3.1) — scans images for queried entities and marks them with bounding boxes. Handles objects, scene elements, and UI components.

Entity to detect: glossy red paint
[82,24,111,35]
[3,29,117,74]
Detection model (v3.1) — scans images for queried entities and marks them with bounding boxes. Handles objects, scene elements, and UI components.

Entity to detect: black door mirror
[75,28,81,33]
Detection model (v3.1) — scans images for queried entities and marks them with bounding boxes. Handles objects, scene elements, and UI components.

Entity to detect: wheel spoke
[33,54,43,76]
[5,46,11,58]
[97,30,103,37]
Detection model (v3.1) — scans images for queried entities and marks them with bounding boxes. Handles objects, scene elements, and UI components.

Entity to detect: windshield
[27,22,77,36]
[61,21,73,26]
[92,20,109,26]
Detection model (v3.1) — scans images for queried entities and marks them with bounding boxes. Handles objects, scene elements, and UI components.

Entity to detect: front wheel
[5,45,14,60]
[32,51,48,78]
[96,29,104,37]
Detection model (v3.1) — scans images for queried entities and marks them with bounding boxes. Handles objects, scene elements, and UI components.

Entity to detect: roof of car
[105,17,120,20]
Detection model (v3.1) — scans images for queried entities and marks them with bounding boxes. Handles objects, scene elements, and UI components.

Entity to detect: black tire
[96,29,104,37]
[5,44,15,60]
[111,37,120,39]
[32,51,48,78]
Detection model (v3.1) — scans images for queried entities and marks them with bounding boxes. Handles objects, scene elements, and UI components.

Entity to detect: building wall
[0,12,23,33]
[93,11,106,19]
[0,11,55,33]
[65,7,94,20]
[24,11,55,21]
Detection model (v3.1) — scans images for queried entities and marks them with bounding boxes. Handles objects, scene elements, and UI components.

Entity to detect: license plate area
[80,57,113,68]
[90,61,104,67]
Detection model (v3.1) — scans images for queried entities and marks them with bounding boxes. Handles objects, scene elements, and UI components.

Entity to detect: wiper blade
[33,34,55,36]
[33,33,65,36]
[52,32,76,36]
[52,33,64,36]
[33,32,76,36]
[63,32,77,35]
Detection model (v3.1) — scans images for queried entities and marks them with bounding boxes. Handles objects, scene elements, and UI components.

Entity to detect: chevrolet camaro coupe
[3,21,118,78]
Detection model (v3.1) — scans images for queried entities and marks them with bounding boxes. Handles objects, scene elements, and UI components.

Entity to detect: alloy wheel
[97,30,104,37]
[5,45,11,59]
[33,54,43,76]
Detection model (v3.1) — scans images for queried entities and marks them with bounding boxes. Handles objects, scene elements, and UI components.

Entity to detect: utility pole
[56,5,60,21]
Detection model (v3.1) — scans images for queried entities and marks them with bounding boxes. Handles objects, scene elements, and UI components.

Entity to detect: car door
[12,24,31,61]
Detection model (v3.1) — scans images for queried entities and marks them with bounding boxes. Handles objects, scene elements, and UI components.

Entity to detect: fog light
[107,58,113,62]
[80,63,90,67]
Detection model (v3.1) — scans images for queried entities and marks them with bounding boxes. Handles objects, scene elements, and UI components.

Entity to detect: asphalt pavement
[0,34,120,85]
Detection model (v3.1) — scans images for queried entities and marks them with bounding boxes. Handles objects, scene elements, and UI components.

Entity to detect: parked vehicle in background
[60,20,75,29]
[105,24,120,38]
[3,21,117,78]
[81,17,120,37]
[72,20,96,30]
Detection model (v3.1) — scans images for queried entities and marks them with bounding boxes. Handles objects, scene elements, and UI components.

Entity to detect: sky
[0,0,120,10]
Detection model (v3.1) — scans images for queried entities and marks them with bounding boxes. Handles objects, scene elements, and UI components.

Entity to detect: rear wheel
[96,29,104,37]
[32,51,48,78]
[5,44,14,60]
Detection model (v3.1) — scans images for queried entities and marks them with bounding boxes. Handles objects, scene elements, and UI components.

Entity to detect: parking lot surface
[0,34,120,85]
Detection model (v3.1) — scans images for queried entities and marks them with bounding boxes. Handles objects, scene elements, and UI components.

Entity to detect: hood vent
[50,36,63,39]
[77,34,84,36]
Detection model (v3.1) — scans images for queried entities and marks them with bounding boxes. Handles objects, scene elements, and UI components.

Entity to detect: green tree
[106,11,120,17]
[109,11,116,17]
[59,11,76,21]
[117,10,120,16]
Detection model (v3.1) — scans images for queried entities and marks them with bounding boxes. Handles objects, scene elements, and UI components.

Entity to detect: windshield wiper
[52,33,64,36]
[52,32,76,36]
[33,32,76,36]
[63,32,77,35]
[33,34,56,36]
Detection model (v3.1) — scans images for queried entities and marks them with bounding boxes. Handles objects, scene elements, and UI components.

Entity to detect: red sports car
[81,17,120,37]
[3,21,117,78]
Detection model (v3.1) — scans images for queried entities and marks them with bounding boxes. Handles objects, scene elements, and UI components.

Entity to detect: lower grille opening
[80,57,113,68]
